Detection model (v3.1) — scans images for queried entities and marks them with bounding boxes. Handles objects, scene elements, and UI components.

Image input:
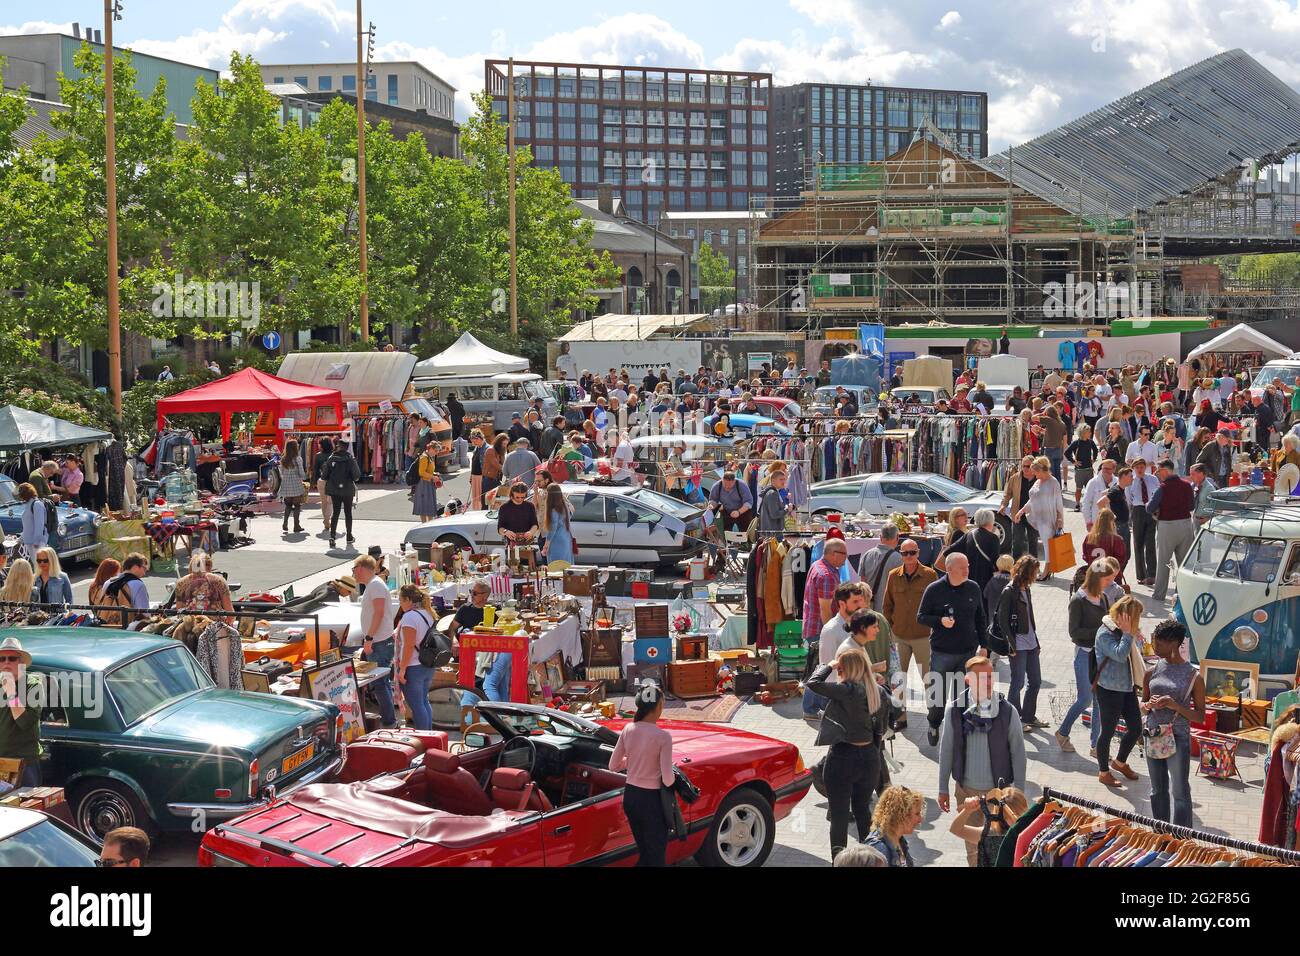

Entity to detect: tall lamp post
[356,3,374,341]
[104,0,123,414]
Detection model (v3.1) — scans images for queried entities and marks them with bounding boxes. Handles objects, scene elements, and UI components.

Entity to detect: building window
[534,145,554,166]
[887,91,908,127]
[560,123,577,140]
[273,76,284,84]
[559,76,576,98]
[720,229,730,245]
[581,79,598,98]
[318,75,332,91]
[387,74,398,106]
[342,75,356,93]
[294,75,308,87]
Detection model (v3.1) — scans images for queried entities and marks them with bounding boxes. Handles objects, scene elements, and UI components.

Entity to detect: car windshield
[628,487,698,518]
[1252,365,1300,390]
[525,381,554,401]
[1217,537,1287,584]
[0,476,19,507]
[107,646,211,726]
[1187,529,1233,575]
[483,706,603,742]
[925,476,976,500]
[0,818,97,867]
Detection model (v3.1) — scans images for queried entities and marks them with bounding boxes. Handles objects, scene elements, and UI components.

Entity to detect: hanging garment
[195,621,243,690]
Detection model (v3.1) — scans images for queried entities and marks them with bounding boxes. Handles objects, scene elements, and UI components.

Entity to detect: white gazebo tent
[1186,324,1292,361]
[413,333,530,378]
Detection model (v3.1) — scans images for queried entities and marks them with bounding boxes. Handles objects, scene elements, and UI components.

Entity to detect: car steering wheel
[497,734,537,776]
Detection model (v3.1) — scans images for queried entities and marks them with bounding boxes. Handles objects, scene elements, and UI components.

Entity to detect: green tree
[697,242,736,315]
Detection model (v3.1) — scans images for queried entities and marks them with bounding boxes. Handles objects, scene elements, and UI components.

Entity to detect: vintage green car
[15,628,344,844]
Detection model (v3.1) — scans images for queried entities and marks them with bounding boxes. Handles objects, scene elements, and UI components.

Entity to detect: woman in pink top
[60,456,84,501]
[610,683,674,866]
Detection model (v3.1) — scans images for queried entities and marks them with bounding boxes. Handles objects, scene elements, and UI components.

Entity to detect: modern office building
[258,61,456,122]
[771,83,988,198]
[0,28,218,125]
[485,59,773,226]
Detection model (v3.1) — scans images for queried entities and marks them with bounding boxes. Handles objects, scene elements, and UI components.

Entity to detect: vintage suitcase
[733,670,764,696]
[583,627,624,668]
[336,739,422,783]
[244,655,293,682]
[362,728,449,754]
[563,567,597,596]
[634,603,671,638]
[666,659,720,699]
[675,636,708,661]
[602,568,630,597]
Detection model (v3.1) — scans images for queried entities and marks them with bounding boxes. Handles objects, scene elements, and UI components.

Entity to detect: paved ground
[119,470,1268,867]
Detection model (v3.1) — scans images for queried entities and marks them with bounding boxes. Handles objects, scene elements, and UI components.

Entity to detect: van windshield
[1187,529,1232,575]
[525,381,554,401]
[1217,537,1287,584]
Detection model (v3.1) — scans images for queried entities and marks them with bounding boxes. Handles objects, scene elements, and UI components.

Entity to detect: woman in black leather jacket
[806,643,881,861]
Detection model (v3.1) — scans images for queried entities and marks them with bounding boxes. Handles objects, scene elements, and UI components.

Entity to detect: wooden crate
[634,603,671,638]
[675,636,708,661]
[666,659,720,699]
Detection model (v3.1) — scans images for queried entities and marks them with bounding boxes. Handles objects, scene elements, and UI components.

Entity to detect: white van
[416,372,559,431]
[1251,359,1300,391]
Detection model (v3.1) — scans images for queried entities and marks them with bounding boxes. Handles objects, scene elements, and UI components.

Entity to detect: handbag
[1047,531,1075,575]
[1144,666,1196,759]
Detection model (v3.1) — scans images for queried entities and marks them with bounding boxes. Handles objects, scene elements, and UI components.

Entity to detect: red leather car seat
[489,768,553,813]
[423,749,495,816]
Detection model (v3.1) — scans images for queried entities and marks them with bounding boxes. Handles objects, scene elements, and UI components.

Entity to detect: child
[949,786,1029,867]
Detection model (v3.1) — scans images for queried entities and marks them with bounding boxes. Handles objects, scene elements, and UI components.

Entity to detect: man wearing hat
[507,412,530,446]
[0,637,42,787]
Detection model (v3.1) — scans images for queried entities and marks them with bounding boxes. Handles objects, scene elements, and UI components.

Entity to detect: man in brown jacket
[881,539,938,730]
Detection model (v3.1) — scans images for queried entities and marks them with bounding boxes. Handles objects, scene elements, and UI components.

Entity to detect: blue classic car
[0,475,101,563]
[19,628,344,844]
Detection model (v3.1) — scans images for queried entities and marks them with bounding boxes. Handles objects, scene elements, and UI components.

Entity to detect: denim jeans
[364,639,397,727]
[928,650,971,730]
[401,664,435,730]
[1057,646,1101,747]
[1146,724,1193,826]
[1045,447,1063,485]
[802,686,824,717]
[1007,645,1041,724]
[483,654,513,702]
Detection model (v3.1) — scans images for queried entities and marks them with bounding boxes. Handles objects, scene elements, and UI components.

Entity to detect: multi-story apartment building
[0,27,218,125]
[772,83,988,198]
[258,61,456,122]
[485,59,773,226]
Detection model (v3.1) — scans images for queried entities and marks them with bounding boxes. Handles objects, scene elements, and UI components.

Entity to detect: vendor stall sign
[458,633,530,702]
[276,418,296,431]
[301,659,364,742]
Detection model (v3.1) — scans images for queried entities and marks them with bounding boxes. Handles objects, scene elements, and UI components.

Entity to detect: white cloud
[29,0,1300,151]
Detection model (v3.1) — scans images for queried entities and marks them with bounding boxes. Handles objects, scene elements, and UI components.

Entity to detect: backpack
[33,499,57,538]
[405,457,423,487]
[416,610,453,668]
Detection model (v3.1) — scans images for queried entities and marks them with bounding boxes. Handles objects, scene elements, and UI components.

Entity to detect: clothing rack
[1040,786,1300,865]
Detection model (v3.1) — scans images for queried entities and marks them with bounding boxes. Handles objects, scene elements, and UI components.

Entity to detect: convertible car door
[538,789,637,866]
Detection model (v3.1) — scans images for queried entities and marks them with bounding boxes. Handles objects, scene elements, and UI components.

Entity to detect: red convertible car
[198,701,811,867]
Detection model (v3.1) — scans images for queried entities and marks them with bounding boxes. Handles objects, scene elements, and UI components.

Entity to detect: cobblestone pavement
[733,507,1270,867]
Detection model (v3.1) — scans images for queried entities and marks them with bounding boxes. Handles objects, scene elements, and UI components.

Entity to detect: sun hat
[0,636,31,667]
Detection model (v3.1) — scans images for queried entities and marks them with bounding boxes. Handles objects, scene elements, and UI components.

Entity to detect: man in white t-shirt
[352,555,396,727]
[801,581,869,718]
[609,429,637,484]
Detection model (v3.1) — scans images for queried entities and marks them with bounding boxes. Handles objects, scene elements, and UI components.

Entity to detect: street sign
[262,331,282,351]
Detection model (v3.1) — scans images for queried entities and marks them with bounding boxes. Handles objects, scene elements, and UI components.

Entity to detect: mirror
[463,732,490,750]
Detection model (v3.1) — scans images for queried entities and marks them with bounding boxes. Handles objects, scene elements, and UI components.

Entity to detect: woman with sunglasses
[0,636,42,787]
[31,547,73,606]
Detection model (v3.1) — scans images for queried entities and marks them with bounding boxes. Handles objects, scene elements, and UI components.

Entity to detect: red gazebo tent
[156,367,344,442]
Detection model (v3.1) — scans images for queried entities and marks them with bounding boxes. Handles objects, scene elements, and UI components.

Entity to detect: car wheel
[993,514,1014,553]
[696,786,775,868]
[436,534,471,551]
[72,779,156,846]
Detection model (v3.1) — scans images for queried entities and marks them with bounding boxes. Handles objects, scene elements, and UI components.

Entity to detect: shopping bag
[1047,532,1075,575]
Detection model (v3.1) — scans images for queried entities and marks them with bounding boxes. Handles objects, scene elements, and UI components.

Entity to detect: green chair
[773,621,807,681]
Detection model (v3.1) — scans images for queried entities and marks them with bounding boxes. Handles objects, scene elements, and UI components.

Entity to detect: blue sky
[9,0,1300,149]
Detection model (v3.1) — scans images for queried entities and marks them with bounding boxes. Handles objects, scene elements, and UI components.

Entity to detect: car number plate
[281,743,314,775]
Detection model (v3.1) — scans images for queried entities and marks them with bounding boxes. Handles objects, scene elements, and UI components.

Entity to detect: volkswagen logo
[1192,593,1218,627]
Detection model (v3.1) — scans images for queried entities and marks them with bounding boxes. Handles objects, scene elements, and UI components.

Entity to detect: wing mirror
[463,732,491,750]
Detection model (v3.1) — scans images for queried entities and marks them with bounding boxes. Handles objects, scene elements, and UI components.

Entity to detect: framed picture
[302,659,365,742]
[241,670,272,694]
[1199,659,1261,702]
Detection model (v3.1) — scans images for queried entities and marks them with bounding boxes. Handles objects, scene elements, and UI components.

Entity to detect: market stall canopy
[1186,324,1292,361]
[901,356,953,389]
[413,333,529,378]
[278,351,418,403]
[0,405,112,453]
[155,368,343,441]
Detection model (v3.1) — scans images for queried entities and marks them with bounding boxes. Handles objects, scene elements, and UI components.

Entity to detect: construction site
[749,49,1300,337]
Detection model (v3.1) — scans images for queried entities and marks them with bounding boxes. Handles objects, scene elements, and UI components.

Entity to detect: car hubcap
[79,790,134,843]
[717,804,766,866]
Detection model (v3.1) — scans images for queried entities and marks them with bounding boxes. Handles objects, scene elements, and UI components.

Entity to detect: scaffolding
[751,130,1140,336]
